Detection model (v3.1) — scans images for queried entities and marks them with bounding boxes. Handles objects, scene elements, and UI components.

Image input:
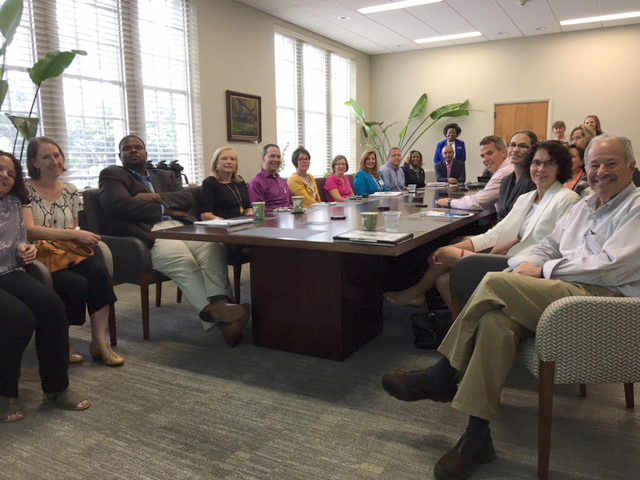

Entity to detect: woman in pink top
[324,155,354,202]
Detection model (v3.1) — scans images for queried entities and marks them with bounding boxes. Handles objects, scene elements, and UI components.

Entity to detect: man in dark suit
[435,144,466,184]
[98,135,249,346]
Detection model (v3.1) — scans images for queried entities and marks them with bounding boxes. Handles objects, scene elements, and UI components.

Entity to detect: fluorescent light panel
[560,11,640,26]
[358,0,442,15]
[415,31,482,43]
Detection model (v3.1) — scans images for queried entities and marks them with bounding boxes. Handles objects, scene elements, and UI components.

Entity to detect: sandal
[43,389,91,411]
[1,396,25,423]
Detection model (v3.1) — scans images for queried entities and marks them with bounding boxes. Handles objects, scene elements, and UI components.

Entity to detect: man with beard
[98,135,249,346]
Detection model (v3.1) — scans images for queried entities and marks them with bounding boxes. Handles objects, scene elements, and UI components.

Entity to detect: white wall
[370,24,640,180]
[195,0,370,181]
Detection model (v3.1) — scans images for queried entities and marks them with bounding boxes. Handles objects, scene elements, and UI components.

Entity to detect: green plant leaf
[0,0,23,55]
[0,79,8,111]
[5,113,38,140]
[345,98,366,123]
[429,99,470,120]
[28,49,87,86]
[399,93,428,142]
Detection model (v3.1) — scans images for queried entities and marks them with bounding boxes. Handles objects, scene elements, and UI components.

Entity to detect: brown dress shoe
[217,304,250,347]
[199,301,246,324]
[381,368,457,402]
[434,432,496,480]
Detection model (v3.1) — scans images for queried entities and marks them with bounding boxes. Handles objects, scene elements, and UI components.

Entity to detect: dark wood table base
[250,246,384,360]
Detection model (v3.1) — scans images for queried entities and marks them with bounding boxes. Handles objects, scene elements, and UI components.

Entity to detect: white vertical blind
[274,31,356,178]
[0,0,203,188]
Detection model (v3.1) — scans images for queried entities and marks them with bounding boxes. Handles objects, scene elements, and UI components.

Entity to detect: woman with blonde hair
[583,114,603,136]
[569,124,596,150]
[354,149,386,196]
[198,146,253,220]
[324,155,354,202]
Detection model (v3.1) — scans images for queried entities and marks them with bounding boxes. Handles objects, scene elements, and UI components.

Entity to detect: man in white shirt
[379,147,405,191]
[382,134,640,480]
[435,136,513,210]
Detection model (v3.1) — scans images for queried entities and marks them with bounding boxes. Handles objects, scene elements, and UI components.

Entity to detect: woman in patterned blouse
[24,137,122,367]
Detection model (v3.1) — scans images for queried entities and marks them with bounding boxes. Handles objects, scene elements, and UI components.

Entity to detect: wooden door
[494,101,548,143]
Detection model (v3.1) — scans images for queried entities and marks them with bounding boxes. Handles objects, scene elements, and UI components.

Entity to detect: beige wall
[195,0,370,182]
[370,24,640,180]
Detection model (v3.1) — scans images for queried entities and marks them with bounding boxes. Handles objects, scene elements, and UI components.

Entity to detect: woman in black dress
[198,146,253,219]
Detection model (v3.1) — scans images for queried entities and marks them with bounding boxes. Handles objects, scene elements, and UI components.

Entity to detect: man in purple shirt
[248,144,293,211]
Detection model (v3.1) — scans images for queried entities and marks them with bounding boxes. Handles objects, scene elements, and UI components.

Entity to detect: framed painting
[226,90,262,142]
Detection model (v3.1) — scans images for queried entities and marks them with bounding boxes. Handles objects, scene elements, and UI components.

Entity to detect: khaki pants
[151,220,231,329]
[438,272,617,420]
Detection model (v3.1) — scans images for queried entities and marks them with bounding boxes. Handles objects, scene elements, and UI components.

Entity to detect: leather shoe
[217,304,250,347]
[199,301,247,324]
[381,368,457,402]
[434,432,496,480]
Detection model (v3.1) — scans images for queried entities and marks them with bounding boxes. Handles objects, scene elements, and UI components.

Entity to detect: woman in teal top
[354,149,387,196]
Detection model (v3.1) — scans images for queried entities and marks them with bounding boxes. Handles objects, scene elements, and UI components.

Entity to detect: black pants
[51,255,117,326]
[0,270,69,398]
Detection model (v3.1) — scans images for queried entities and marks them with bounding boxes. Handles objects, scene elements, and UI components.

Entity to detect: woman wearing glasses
[385,141,578,312]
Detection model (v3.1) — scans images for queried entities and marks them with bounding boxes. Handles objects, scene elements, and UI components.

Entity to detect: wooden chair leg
[233,263,242,303]
[538,360,555,480]
[155,282,162,307]
[108,303,117,346]
[579,383,587,397]
[624,383,634,409]
[177,288,182,303]
[140,274,151,340]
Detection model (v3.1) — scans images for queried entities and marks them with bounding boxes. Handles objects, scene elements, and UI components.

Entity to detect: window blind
[274,31,356,178]
[0,0,203,188]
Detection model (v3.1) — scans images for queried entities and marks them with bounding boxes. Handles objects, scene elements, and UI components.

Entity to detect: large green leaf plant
[0,0,86,158]
[345,94,470,161]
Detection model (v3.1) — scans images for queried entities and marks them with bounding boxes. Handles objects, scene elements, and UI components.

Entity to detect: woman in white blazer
[385,140,578,309]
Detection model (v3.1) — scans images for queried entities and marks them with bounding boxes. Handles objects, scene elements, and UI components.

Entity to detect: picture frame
[226,90,262,142]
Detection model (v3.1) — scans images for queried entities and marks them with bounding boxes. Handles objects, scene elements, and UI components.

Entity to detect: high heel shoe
[383,291,427,307]
[43,389,91,411]
[90,343,124,367]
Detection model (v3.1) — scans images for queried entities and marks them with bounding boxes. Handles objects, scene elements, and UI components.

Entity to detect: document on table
[369,191,403,197]
[195,217,254,227]
[333,229,413,245]
[420,210,473,219]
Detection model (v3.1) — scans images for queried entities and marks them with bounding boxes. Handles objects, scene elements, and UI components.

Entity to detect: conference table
[153,187,494,360]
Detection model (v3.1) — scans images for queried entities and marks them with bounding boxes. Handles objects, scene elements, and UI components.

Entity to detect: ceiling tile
[367,10,439,39]
[496,0,561,35]
[410,2,476,34]
[237,0,292,10]
[450,1,521,39]
[299,0,355,15]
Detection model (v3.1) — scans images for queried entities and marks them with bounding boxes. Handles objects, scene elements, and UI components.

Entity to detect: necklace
[224,182,244,214]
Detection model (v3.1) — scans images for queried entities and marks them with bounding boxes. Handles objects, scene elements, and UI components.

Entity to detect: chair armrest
[450,253,510,306]
[94,240,113,278]
[536,296,640,383]
[24,261,53,288]
[100,235,154,284]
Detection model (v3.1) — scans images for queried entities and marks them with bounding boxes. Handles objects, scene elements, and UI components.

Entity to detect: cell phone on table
[330,207,346,220]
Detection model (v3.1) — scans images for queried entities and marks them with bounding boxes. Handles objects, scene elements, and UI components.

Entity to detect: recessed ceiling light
[535,26,546,31]
[497,31,508,35]
[560,11,640,26]
[414,31,482,43]
[338,15,350,20]
[358,0,442,15]
[396,44,406,48]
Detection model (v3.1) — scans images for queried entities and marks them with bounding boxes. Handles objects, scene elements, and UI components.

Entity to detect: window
[274,31,356,178]
[0,0,203,188]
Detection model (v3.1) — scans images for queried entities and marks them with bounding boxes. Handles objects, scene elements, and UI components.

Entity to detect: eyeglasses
[122,145,145,152]
[508,143,531,150]
[531,160,558,168]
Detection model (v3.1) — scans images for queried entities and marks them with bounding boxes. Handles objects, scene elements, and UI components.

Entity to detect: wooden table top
[152,187,495,257]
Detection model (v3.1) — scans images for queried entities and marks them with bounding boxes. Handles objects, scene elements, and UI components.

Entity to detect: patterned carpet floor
[2,266,639,480]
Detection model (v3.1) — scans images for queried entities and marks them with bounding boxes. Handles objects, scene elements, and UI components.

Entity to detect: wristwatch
[446,198,453,208]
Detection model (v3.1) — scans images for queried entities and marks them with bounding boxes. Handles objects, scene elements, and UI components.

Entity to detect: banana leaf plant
[1,0,86,159]
[345,94,470,162]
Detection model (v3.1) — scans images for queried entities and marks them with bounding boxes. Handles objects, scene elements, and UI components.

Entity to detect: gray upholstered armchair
[450,255,640,480]
[521,296,639,479]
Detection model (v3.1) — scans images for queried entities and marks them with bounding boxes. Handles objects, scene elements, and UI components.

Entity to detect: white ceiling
[235,0,640,54]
